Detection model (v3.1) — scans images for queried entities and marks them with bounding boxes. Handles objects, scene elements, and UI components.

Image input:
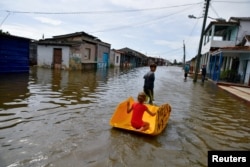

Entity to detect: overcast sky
[0,0,249,62]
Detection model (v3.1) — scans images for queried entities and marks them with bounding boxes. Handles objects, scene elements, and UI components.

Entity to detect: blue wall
[0,35,30,73]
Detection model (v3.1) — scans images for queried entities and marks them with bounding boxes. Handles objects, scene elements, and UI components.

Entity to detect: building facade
[198,17,250,85]
[37,32,111,70]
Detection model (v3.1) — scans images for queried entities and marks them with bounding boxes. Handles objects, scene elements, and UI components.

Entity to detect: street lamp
[188,0,210,82]
[188,15,226,22]
[188,15,203,19]
[189,12,226,82]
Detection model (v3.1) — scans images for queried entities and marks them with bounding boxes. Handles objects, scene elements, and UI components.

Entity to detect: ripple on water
[0,67,249,167]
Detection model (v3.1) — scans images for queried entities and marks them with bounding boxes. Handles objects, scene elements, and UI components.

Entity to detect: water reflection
[0,66,249,167]
[0,73,29,109]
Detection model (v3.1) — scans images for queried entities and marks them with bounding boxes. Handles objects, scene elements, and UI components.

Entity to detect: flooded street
[0,66,249,167]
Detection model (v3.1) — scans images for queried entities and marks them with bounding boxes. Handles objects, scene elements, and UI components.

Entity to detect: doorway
[53,48,62,69]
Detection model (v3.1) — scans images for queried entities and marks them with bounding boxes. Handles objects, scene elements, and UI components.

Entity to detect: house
[110,49,122,67]
[37,32,111,70]
[0,34,30,73]
[116,47,147,67]
[147,56,166,66]
[198,17,250,85]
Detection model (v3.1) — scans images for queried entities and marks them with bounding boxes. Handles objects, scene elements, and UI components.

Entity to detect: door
[102,53,108,68]
[53,48,62,69]
[98,53,109,68]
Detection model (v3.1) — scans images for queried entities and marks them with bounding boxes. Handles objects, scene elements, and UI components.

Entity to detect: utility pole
[193,0,210,82]
[183,40,186,69]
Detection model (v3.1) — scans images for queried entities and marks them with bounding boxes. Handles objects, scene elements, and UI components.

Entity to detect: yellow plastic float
[109,97,172,136]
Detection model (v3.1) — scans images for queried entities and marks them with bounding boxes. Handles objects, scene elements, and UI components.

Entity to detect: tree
[0,29,10,35]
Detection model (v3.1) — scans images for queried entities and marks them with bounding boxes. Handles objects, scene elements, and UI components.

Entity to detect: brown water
[0,66,249,167]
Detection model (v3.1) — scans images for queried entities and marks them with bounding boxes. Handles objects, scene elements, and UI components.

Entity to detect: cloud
[1,0,249,63]
[122,34,137,39]
[153,39,181,49]
[34,17,62,26]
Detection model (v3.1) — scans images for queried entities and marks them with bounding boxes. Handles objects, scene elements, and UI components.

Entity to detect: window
[116,55,119,63]
[84,48,91,60]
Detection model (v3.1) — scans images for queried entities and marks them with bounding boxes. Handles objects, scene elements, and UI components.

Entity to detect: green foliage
[0,29,10,35]
[220,70,237,80]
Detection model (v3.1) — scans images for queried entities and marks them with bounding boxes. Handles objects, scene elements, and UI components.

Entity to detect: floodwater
[0,66,249,167]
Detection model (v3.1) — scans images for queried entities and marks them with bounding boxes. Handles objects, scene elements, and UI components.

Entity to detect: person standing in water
[184,64,190,80]
[143,63,157,105]
[201,64,207,83]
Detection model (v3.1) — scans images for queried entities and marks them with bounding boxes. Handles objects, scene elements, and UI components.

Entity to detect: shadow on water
[0,66,249,167]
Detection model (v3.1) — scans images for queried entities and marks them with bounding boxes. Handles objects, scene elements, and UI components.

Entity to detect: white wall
[237,21,250,43]
[37,45,70,69]
[114,52,121,66]
[110,50,121,67]
[244,60,250,85]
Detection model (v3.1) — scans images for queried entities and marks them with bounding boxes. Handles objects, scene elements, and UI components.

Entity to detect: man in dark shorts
[184,64,190,80]
[143,63,157,105]
[201,64,207,83]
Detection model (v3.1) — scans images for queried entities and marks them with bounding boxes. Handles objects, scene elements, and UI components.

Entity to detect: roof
[40,31,110,47]
[111,49,124,54]
[53,31,99,40]
[117,47,147,58]
[0,34,31,41]
[221,46,250,50]
[204,17,250,35]
[211,46,250,55]
[36,40,74,46]
[229,17,250,22]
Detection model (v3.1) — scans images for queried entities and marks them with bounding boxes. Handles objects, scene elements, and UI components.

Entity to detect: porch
[208,47,250,86]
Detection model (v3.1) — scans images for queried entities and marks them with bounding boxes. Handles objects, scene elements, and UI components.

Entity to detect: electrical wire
[0,12,11,28]
[210,3,221,18]
[213,0,250,3]
[4,2,203,15]
[90,3,201,33]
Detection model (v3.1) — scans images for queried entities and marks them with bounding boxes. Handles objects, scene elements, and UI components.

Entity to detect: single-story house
[110,49,122,67]
[117,47,147,67]
[36,31,111,70]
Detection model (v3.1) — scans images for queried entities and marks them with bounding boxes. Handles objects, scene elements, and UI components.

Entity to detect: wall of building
[37,45,70,69]
[97,44,110,61]
[97,43,110,68]
[79,42,96,63]
[239,53,250,84]
[245,60,250,85]
[237,21,250,44]
[0,35,30,73]
[114,52,121,67]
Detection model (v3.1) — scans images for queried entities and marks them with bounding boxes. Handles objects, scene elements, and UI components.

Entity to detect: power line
[4,2,203,15]
[0,12,11,28]
[210,3,221,18]
[213,0,250,3]
[90,3,201,33]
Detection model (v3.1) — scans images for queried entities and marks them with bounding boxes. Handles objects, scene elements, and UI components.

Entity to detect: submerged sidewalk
[217,84,250,104]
